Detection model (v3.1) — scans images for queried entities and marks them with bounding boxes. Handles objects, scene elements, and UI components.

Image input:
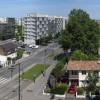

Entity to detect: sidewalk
[12,62,58,100]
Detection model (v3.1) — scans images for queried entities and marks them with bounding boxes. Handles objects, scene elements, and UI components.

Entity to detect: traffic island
[21,64,49,81]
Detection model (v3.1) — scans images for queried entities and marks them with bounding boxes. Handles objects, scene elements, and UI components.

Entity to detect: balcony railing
[69,74,78,79]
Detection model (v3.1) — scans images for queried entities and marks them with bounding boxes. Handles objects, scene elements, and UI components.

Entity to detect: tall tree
[15,25,24,42]
[59,9,100,55]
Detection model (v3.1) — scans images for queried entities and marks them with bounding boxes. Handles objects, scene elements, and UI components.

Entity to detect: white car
[32,45,39,48]
[29,44,33,48]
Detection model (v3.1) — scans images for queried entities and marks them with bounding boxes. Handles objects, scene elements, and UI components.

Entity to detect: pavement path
[0,42,62,100]
[12,62,57,100]
[12,63,87,100]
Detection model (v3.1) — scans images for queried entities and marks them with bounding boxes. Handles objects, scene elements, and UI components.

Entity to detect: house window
[72,71,78,75]
[94,71,98,76]
[82,71,86,75]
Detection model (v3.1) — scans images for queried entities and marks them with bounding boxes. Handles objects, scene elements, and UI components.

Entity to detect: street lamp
[43,49,47,77]
[18,63,21,100]
[8,66,15,79]
[9,62,21,100]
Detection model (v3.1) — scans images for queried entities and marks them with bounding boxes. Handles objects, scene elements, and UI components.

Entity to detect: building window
[94,71,98,76]
[82,71,86,75]
[72,71,78,75]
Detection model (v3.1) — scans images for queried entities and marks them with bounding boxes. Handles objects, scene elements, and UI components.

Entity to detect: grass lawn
[21,64,48,80]
[48,53,55,59]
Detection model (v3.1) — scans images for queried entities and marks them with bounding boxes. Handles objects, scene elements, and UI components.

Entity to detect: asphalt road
[0,42,62,100]
[0,42,59,79]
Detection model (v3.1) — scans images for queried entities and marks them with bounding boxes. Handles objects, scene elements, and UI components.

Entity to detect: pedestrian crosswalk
[0,77,10,86]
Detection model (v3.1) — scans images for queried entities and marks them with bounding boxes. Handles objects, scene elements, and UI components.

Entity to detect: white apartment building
[23,13,66,46]
[23,13,48,46]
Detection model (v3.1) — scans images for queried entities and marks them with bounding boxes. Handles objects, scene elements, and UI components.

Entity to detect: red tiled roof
[67,60,100,71]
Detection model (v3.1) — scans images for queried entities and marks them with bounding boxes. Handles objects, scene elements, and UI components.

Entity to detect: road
[0,42,59,79]
[0,42,62,100]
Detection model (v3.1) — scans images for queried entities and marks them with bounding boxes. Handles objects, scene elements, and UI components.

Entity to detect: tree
[59,9,100,55]
[86,72,99,97]
[70,50,99,60]
[15,25,24,42]
[16,50,23,59]
[71,50,88,60]
[59,30,72,51]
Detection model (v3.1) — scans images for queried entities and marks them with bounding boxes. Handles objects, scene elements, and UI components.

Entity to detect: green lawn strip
[21,64,48,81]
[48,53,55,59]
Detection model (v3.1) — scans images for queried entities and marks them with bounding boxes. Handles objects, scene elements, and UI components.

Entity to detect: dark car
[0,65,3,68]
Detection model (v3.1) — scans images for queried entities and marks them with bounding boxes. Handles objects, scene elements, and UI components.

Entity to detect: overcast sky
[0,0,100,19]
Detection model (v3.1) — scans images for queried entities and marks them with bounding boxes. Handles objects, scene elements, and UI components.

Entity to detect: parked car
[68,85,77,95]
[32,45,39,49]
[0,65,3,68]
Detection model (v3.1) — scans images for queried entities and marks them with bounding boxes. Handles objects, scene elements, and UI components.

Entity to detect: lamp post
[8,62,21,100]
[18,63,21,100]
[43,49,47,77]
[8,66,15,79]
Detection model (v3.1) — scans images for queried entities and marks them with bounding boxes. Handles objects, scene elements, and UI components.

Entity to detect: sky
[0,0,100,19]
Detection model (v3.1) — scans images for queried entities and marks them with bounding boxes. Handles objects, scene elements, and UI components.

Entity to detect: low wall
[76,92,86,98]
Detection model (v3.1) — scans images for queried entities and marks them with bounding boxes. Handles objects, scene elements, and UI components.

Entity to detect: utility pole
[43,49,47,77]
[8,62,21,100]
[18,63,21,100]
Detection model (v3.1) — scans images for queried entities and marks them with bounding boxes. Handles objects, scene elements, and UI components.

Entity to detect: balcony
[69,75,79,80]
[69,71,79,80]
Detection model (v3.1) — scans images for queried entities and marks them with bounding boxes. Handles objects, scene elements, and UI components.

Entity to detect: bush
[88,54,98,60]
[71,50,88,60]
[71,50,98,60]
[50,83,68,95]
[51,56,67,78]
[16,50,23,59]
[77,87,84,95]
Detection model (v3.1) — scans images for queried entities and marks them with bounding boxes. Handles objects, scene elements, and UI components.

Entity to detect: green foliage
[88,54,99,60]
[59,9,100,55]
[59,30,72,50]
[36,34,53,45]
[50,83,68,95]
[15,25,24,42]
[51,57,67,78]
[71,50,99,60]
[16,50,23,59]
[86,73,99,93]
[21,64,47,80]
[96,86,100,92]
[77,87,84,95]
[71,50,88,60]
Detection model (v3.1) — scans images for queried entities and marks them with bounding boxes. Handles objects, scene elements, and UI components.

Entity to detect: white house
[0,40,17,67]
[66,60,100,87]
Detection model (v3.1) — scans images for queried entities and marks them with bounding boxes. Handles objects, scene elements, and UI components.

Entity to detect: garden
[44,55,69,95]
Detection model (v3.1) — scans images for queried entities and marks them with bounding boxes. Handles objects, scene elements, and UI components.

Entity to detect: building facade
[0,17,15,40]
[23,13,48,46]
[23,13,66,46]
[67,60,100,87]
[0,40,17,67]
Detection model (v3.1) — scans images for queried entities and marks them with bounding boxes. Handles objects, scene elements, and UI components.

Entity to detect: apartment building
[23,13,66,46]
[0,17,15,40]
[23,13,48,46]
[48,16,66,36]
